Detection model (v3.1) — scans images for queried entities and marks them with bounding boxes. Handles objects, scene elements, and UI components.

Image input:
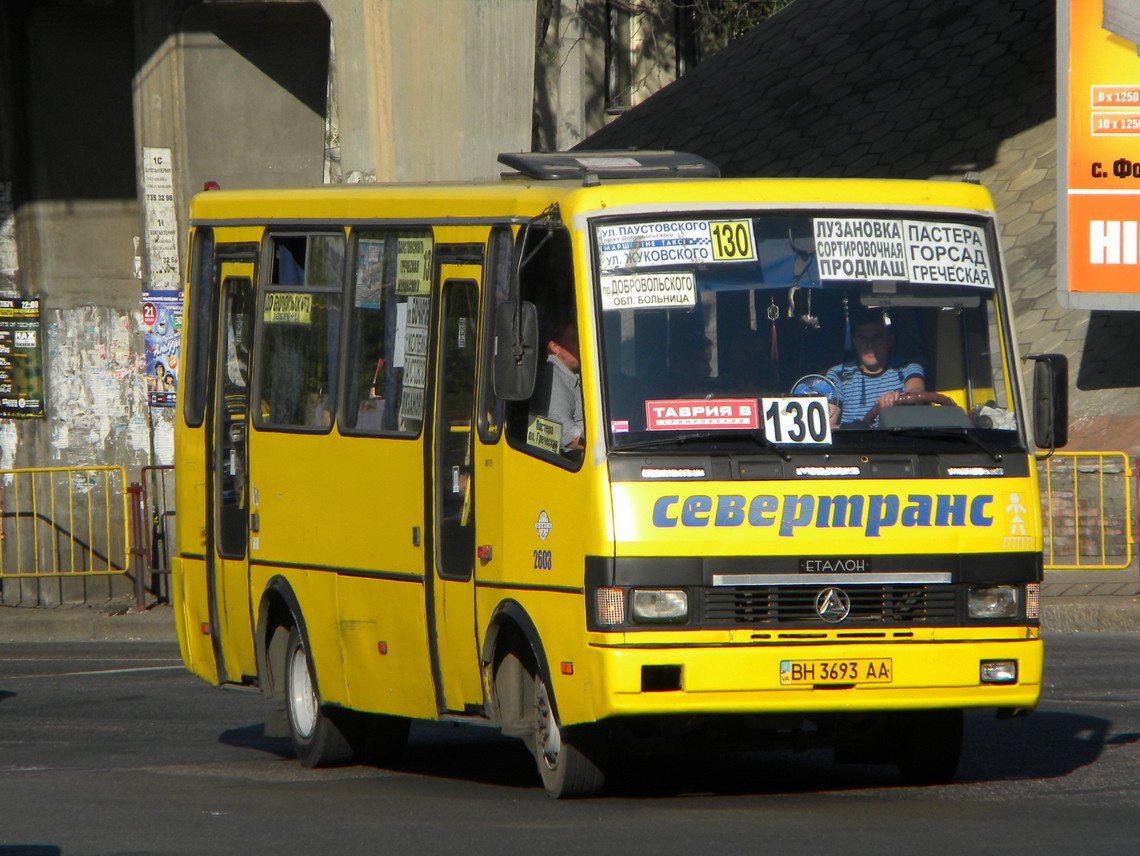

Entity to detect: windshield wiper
[615,431,791,461]
[886,427,1004,462]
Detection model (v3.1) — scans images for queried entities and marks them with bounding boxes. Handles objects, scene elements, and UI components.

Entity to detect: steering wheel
[859,391,958,426]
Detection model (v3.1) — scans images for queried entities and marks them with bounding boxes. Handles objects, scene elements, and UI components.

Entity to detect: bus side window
[478,226,512,443]
[256,232,344,431]
[183,226,215,428]
[505,227,584,465]
[341,229,433,437]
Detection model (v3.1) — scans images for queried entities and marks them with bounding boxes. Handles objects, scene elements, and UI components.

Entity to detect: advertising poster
[1060,0,1140,308]
[0,296,44,418]
[142,290,182,407]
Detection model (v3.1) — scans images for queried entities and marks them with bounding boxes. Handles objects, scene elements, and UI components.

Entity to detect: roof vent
[498,150,720,181]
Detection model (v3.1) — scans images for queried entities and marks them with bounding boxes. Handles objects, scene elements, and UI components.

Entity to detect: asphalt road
[1,636,1139,855]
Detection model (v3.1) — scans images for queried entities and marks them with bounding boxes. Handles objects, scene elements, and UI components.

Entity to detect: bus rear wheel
[532,671,608,799]
[284,626,358,767]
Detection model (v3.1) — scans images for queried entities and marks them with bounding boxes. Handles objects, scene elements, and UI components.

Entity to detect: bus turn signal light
[595,588,624,626]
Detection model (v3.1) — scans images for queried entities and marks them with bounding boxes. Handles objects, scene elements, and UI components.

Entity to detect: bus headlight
[968,585,1018,619]
[631,589,688,623]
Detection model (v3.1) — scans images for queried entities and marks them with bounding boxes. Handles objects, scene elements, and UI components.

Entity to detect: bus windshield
[595,211,1022,455]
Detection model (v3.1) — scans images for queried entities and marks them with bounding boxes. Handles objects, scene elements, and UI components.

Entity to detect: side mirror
[493,301,539,401]
[1027,353,1068,450]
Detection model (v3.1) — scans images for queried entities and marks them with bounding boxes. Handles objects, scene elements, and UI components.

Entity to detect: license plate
[779,658,893,686]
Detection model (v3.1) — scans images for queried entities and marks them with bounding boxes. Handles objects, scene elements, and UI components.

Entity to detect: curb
[0,604,177,643]
[1041,597,1140,634]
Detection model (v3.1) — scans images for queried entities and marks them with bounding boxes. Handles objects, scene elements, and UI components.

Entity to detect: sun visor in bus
[859,282,982,309]
[493,301,539,401]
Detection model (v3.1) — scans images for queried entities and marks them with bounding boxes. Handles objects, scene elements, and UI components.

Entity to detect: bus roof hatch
[498,150,720,182]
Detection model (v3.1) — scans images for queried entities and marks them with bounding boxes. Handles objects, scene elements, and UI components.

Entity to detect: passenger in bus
[825,309,924,427]
[312,392,331,427]
[540,324,584,451]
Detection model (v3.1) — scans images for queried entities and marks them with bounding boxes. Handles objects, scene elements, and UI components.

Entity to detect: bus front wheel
[284,626,358,767]
[896,709,963,785]
[532,671,608,798]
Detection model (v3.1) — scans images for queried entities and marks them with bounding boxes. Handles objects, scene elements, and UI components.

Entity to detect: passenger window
[341,229,434,437]
[255,233,344,431]
[183,227,215,428]
[505,227,584,466]
[478,226,512,443]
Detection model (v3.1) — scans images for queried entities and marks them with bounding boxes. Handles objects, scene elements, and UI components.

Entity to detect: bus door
[429,267,484,713]
[208,264,257,684]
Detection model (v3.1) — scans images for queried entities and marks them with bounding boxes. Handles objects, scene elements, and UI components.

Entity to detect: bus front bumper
[582,635,1042,720]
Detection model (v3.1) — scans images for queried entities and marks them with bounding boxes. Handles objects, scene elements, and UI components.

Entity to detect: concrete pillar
[327,0,536,182]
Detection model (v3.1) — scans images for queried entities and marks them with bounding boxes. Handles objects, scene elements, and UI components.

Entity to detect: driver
[825,310,924,426]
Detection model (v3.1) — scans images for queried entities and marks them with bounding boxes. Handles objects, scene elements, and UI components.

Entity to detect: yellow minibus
[172,151,1067,797]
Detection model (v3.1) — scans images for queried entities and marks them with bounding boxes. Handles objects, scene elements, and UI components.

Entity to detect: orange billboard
[1060,0,1140,308]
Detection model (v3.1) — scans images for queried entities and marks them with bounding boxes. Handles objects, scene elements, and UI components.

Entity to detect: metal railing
[1040,452,1134,571]
[0,453,1133,607]
[140,464,175,602]
[0,466,130,579]
[0,465,178,610]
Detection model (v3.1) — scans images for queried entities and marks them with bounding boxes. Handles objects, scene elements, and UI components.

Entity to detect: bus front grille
[703,584,958,626]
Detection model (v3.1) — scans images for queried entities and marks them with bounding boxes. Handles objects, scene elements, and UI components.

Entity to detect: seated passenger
[539,324,584,451]
[825,310,924,426]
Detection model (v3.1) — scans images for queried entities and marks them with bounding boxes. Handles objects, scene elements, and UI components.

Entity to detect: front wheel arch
[483,600,609,798]
[482,600,558,724]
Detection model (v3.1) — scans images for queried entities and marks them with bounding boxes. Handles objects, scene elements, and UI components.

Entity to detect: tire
[283,626,359,767]
[896,709,964,785]
[532,670,608,799]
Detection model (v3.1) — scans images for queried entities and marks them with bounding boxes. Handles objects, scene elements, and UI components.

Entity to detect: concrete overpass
[0,0,1133,605]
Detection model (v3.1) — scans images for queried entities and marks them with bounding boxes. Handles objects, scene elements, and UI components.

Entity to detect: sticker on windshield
[904,221,992,286]
[645,399,759,431]
[597,219,756,272]
[527,414,561,454]
[264,292,312,324]
[600,272,696,311]
[761,396,833,445]
[813,218,993,287]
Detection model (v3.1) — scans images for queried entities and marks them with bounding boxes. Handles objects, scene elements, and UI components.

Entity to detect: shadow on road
[218,723,292,758]
[959,709,1121,783]
[215,706,1124,797]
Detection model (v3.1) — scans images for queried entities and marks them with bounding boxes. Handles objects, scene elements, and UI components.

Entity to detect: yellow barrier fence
[1040,452,1134,571]
[0,466,130,579]
[0,458,1130,582]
